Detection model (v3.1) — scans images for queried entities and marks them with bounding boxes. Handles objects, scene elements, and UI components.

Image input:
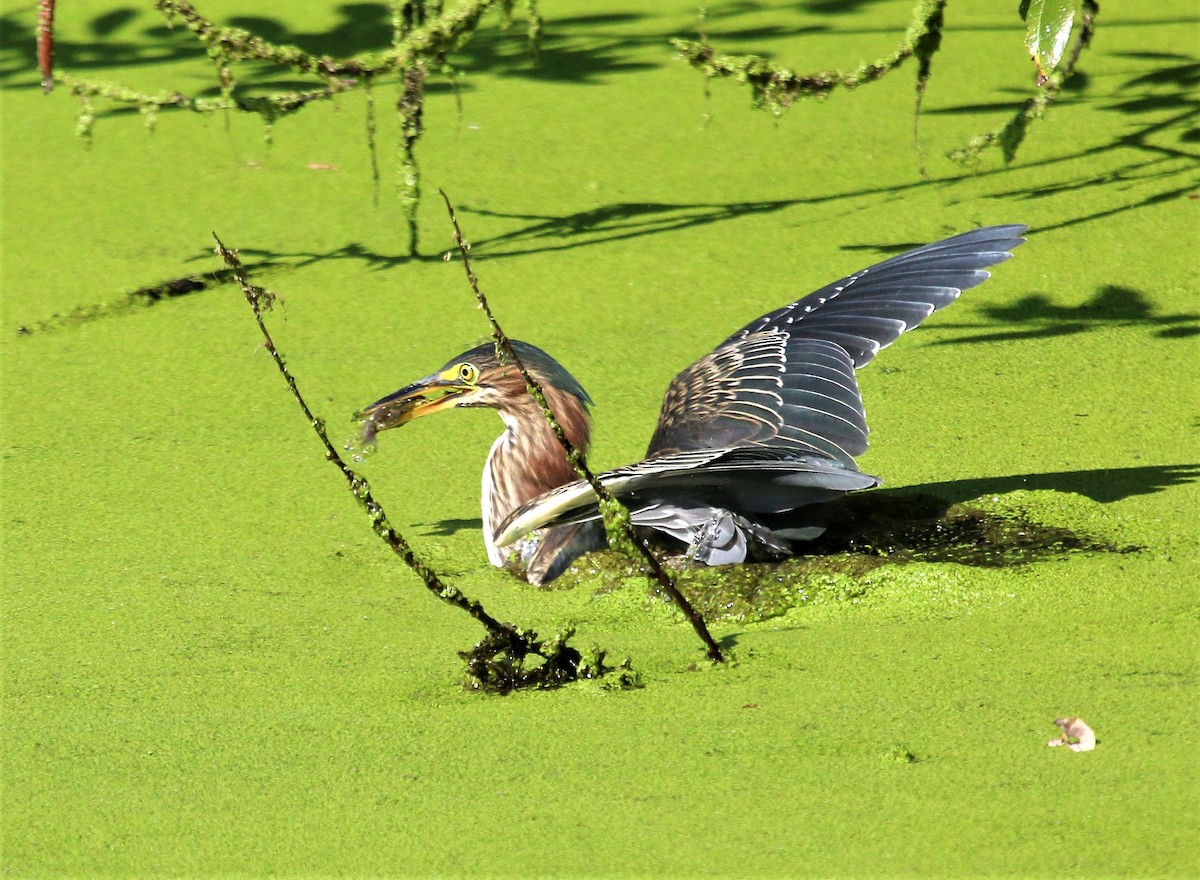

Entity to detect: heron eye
[457,363,479,384]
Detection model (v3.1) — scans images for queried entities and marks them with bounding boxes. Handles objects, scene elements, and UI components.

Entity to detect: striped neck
[480,384,591,568]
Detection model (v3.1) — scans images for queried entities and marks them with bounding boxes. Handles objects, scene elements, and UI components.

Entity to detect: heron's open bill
[359,225,1027,584]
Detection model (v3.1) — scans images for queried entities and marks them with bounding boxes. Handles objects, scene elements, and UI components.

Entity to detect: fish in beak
[354,366,484,447]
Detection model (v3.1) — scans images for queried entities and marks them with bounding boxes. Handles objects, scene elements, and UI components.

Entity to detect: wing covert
[646,332,868,463]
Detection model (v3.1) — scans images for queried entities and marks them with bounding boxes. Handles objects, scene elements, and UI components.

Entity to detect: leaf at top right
[1022,0,1078,85]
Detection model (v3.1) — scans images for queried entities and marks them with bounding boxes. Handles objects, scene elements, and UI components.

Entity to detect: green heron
[359,225,1026,584]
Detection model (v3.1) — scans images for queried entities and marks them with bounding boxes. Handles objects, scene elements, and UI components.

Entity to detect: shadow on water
[9,17,1198,335]
[419,516,482,537]
[13,0,953,92]
[571,487,1140,622]
[881,463,1200,506]
[214,35,1199,263]
[12,0,1122,92]
[18,253,1200,349]
[938,50,1200,234]
[932,285,1200,344]
[0,5,761,91]
[587,464,1198,622]
[376,463,1198,627]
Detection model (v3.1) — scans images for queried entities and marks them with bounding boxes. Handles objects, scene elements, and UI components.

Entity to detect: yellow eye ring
[457,363,479,384]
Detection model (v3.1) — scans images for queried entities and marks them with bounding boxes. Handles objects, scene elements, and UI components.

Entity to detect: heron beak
[355,372,474,439]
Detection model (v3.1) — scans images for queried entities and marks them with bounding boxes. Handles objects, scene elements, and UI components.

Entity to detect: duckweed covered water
[3,0,1197,876]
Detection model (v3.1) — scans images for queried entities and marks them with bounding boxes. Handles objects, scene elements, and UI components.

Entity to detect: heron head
[356,340,592,443]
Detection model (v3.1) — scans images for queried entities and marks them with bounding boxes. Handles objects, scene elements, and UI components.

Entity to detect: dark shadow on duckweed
[419,516,484,537]
[892,463,1200,505]
[933,285,1200,345]
[10,260,296,338]
[794,493,1130,564]
[558,491,1140,623]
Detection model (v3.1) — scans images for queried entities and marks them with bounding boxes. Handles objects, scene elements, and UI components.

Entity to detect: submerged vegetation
[461,626,641,694]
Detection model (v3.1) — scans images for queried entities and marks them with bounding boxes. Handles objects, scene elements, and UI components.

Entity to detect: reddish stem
[37,0,55,93]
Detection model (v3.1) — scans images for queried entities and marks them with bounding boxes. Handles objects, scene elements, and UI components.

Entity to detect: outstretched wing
[727,224,1028,364]
[493,446,878,548]
[647,225,1027,458]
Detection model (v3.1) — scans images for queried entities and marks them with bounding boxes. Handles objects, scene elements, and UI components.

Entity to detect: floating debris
[1048,716,1096,752]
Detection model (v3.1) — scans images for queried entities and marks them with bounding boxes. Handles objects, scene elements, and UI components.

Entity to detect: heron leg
[684,514,721,564]
[683,510,752,566]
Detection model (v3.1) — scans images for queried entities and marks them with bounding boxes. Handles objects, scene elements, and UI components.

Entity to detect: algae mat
[2,0,1198,875]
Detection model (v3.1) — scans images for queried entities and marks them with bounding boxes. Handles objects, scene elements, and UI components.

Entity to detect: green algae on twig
[673,0,947,115]
[213,232,634,693]
[674,0,1098,167]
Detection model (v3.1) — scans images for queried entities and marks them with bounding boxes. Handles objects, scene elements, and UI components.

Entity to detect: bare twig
[438,190,725,663]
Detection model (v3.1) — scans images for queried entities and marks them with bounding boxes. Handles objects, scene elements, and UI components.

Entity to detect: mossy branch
[948,0,1098,167]
[671,0,947,115]
[60,74,354,139]
[48,0,542,252]
[155,0,504,77]
[214,232,624,692]
[214,232,496,621]
[50,0,530,123]
[673,0,1097,167]
[438,190,725,664]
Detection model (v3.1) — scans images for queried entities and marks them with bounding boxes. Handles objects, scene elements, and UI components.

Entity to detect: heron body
[359,225,1027,584]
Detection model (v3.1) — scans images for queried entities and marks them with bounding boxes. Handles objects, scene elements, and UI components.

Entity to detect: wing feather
[497,226,1026,567]
[648,333,866,462]
[726,225,1027,367]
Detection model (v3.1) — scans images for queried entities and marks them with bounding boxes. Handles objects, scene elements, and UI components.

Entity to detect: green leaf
[1024,0,1077,84]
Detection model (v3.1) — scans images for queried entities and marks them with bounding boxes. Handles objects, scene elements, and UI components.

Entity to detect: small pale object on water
[1048,716,1096,752]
